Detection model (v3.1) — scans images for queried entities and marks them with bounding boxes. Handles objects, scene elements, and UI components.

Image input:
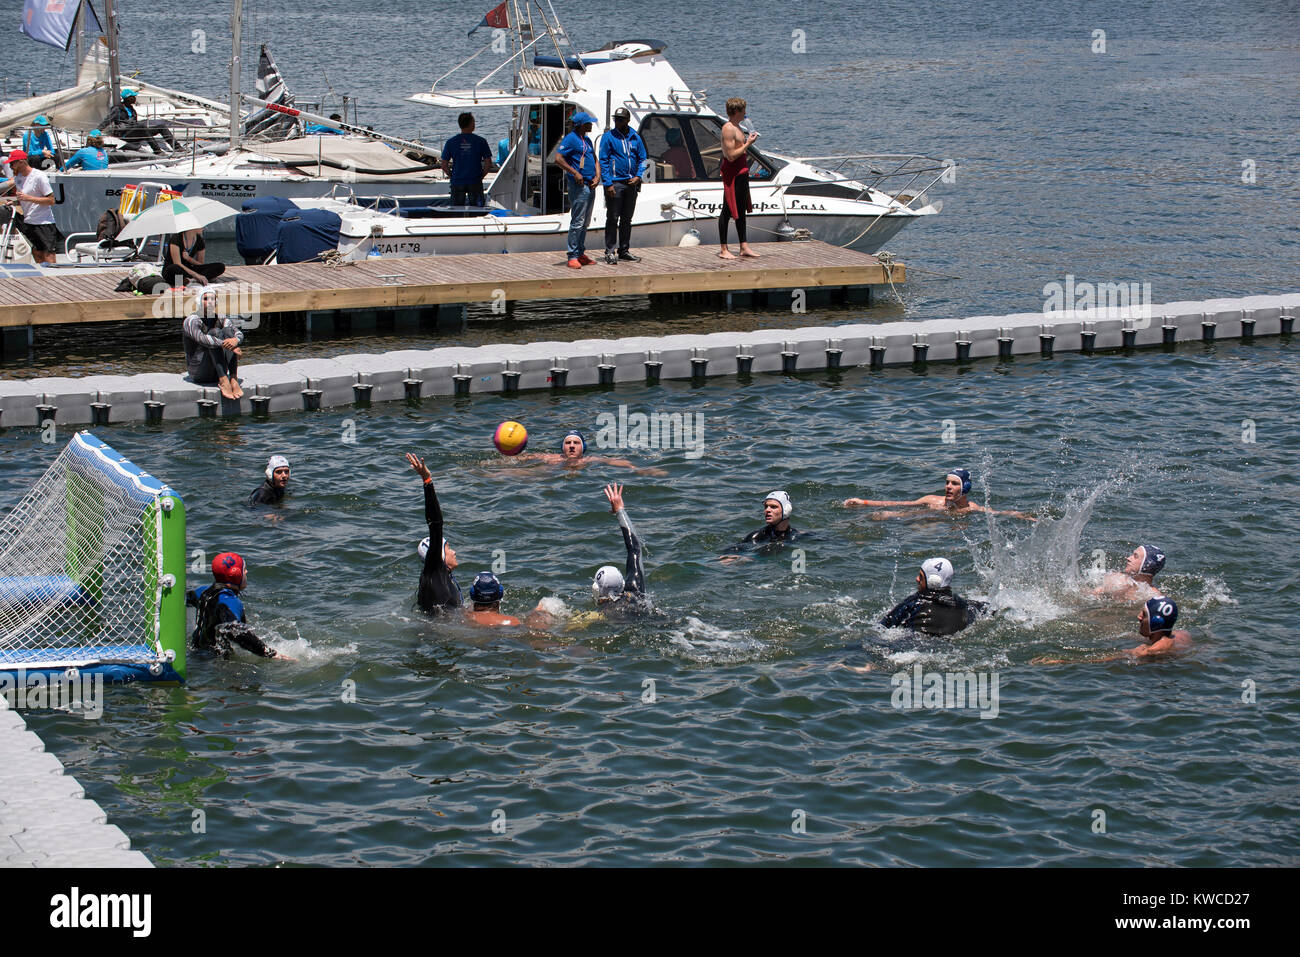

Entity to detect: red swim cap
[212,552,246,585]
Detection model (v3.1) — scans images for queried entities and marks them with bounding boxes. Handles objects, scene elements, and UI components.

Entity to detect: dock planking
[0,241,902,328]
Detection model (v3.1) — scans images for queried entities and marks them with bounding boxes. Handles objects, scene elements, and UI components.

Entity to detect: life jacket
[193,584,242,648]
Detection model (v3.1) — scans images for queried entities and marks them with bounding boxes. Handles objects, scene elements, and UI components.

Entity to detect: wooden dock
[0,241,901,329]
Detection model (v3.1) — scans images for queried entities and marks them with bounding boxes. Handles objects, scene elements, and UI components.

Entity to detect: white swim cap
[764,490,792,519]
[265,454,290,480]
[921,557,954,590]
[593,565,625,600]
[417,537,448,562]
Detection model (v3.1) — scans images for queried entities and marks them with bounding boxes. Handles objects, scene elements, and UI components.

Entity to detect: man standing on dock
[440,113,496,207]
[554,111,601,269]
[1,150,60,265]
[599,108,647,264]
[719,98,759,260]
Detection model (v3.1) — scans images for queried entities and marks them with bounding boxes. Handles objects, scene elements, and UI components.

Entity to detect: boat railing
[787,153,950,209]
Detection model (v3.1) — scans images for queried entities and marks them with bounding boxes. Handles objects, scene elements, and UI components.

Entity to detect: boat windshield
[637,113,781,183]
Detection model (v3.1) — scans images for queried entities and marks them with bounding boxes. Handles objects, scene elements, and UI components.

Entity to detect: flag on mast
[20,0,102,52]
[468,2,509,37]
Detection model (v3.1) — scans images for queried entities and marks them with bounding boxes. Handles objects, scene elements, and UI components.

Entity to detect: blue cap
[33,115,49,126]
[469,571,504,604]
[570,111,598,127]
[1144,596,1177,633]
[89,128,102,138]
[560,429,586,454]
[1137,544,1166,577]
[947,468,972,495]
[121,88,136,98]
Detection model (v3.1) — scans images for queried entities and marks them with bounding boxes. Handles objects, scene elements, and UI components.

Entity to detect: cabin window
[638,114,779,182]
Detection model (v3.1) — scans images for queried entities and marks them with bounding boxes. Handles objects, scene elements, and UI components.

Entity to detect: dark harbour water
[7,340,1300,866]
[1,1,1298,866]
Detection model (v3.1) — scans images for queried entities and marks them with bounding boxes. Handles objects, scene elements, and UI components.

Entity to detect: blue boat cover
[235,196,299,264]
[275,208,342,264]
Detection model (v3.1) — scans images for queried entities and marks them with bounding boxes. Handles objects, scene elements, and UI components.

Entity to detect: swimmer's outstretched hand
[604,482,625,513]
[406,452,432,482]
[843,498,868,507]
[274,651,296,662]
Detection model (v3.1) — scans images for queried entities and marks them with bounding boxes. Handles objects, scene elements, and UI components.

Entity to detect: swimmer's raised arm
[844,496,938,508]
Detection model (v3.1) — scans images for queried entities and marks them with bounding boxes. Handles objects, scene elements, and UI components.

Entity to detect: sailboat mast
[230,0,243,150]
[74,1,84,71]
[104,0,120,106]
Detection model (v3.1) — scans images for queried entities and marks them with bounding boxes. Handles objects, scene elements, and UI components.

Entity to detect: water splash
[667,616,766,663]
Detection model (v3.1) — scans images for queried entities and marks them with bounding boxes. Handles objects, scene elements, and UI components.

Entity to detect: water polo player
[407,452,463,612]
[844,468,1035,520]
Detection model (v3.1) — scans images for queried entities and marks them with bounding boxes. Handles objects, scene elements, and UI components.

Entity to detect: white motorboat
[280,3,945,261]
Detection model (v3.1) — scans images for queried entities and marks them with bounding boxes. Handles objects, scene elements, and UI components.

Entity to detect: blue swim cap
[1137,544,1166,577]
[1144,596,1178,633]
[947,468,972,494]
[469,571,504,604]
[560,429,586,454]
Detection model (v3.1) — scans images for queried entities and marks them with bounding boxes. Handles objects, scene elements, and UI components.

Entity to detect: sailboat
[46,0,449,239]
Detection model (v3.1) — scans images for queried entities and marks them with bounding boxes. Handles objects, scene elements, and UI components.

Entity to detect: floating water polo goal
[0,432,186,684]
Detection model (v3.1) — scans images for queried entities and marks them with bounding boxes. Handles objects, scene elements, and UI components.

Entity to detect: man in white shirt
[2,150,60,264]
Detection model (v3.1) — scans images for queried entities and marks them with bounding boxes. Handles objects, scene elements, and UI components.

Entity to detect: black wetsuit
[881,587,988,637]
[186,584,277,658]
[728,521,800,555]
[604,508,649,614]
[417,481,462,613]
[248,480,284,506]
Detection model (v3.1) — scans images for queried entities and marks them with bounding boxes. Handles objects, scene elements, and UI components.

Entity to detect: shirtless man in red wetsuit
[719,97,759,260]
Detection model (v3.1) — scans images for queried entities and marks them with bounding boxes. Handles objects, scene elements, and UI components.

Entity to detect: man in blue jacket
[554,110,600,268]
[598,107,648,264]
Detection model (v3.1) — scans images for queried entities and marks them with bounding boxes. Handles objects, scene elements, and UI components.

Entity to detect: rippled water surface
[1,0,1298,865]
[7,341,1300,865]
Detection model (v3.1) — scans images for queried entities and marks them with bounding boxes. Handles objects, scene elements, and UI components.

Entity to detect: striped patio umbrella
[115,197,241,241]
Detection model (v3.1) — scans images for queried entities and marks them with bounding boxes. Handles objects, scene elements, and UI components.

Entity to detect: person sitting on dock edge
[844,468,1035,520]
[182,287,244,400]
[599,107,648,264]
[554,111,601,269]
[441,112,496,207]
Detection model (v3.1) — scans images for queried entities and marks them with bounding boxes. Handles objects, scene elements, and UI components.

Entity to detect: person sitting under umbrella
[163,225,225,288]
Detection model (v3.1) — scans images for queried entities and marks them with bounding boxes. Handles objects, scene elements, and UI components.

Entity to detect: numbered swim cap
[947,469,972,495]
[469,571,504,604]
[560,429,586,454]
[212,552,246,586]
[417,537,448,563]
[265,454,290,480]
[921,556,954,590]
[1144,596,1178,633]
[764,490,792,519]
[1137,544,1166,577]
[592,565,625,600]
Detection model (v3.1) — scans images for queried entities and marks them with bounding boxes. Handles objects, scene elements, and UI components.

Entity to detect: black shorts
[19,221,61,253]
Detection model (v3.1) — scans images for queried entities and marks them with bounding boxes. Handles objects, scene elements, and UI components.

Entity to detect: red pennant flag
[469,2,509,37]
